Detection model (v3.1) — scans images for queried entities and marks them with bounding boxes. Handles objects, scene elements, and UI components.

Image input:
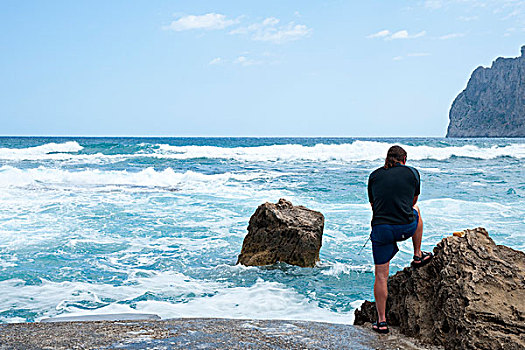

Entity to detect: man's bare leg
[411,205,423,258]
[374,262,389,329]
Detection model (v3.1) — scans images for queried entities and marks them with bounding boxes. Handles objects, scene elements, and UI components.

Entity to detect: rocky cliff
[446,46,525,137]
[354,227,525,350]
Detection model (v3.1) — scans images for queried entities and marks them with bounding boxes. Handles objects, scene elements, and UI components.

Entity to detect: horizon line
[0,134,448,138]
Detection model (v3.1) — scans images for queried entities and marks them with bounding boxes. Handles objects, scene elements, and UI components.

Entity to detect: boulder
[237,199,324,267]
[354,227,525,350]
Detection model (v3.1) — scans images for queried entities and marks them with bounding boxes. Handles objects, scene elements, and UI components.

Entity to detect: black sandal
[372,321,389,334]
[411,251,433,268]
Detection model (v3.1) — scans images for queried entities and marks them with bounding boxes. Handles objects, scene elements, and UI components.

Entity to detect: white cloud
[230,17,279,35]
[262,17,280,26]
[208,57,222,65]
[367,30,391,38]
[163,13,237,31]
[393,56,404,61]
[254,23,311,43]
[503,27,525,37]
[231,17,312,44]
[424,0,443,10]
[234,56,261,66]
[389,30,426,40]
[501,9,520,20]
[438,33,465,40]
[367,29,426,40]
[390,30,410,39]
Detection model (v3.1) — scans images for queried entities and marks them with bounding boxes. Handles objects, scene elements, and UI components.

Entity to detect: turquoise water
[0,137,523,323]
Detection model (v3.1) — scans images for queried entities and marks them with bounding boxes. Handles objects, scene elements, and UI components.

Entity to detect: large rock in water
[354,227,525,350]
[237,199,324,267]
[446,46,525,137]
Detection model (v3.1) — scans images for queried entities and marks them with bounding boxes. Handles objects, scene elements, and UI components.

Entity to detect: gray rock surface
[237,198,324,267]
[41,313,160,323]
[354,227,525,350]
[0,318,443,350]
[446,46,525,137]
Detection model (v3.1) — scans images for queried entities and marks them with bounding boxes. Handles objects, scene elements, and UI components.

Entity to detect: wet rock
[237,198,324,267]
[447,45,525,137]
[0,318,443,350]
[354,227,525,350]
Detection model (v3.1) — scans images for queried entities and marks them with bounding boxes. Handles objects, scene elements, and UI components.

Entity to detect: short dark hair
[384,145,407,169]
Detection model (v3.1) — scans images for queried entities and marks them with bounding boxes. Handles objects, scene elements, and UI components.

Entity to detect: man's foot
[411,251,433,268]
[372,321,389,334]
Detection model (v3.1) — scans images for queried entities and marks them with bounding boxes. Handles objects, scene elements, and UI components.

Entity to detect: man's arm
[411,167,420,207]
[367,174,374,207]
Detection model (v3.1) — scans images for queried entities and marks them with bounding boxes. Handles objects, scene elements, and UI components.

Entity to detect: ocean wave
[0,166,288,190]
[1,140,523,163]
[0,141,83,160]
[153,141,525,162]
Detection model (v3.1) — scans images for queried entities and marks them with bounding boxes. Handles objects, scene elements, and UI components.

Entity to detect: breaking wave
[0,141,83,160]
[0,166,288,190]
[1,140,524,163]
[154,141,525,161]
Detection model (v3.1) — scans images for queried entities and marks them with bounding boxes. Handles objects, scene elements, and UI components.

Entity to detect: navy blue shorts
[371,209,419,265]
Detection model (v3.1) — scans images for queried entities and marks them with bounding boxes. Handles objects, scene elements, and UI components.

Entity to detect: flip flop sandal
[411,251,433,268]
[372,321,389,334]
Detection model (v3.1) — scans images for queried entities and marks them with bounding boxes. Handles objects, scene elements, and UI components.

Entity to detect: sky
[0,0,523,137]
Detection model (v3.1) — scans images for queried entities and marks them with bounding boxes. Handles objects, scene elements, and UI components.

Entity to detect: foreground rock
[0,318,443,350]
[354,227,525,350]
[446,45,525,137]
[237,198,324,267]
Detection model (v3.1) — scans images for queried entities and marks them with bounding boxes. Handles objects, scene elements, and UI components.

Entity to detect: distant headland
[446,45,525,138]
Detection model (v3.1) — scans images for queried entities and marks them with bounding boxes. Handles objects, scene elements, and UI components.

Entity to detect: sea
[0,137,523,324]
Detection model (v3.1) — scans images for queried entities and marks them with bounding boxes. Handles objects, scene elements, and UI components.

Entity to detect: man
[367,145,433,334]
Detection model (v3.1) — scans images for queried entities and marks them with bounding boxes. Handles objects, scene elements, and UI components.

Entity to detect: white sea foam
[416,198,525,249]
[319,262,373,276]
[44,279,353,324]
[420,198,516,214]
[0,271,224,322]
[127,279,355,324]
[0,275,355,324]
[153,141,525,162]
[0,141,83,160]
[418,167,442,173]
[1,140,523,163]
[0,166,288,191]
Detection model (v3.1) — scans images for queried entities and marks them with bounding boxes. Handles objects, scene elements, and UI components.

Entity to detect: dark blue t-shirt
[367,164,420,226]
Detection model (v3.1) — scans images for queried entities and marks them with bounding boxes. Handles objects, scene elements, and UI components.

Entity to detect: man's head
[384,145,407,169]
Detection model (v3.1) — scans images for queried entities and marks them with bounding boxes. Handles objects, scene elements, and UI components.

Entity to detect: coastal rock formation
[237,198,324,267]
[0,318,443,350]
[446,46,525,137]
[354,227,525,350]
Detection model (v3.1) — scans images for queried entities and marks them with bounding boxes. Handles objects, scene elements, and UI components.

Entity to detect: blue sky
[1,0,523,137]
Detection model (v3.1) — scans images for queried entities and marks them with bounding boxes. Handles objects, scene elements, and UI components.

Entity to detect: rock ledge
[354,227,525,350]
